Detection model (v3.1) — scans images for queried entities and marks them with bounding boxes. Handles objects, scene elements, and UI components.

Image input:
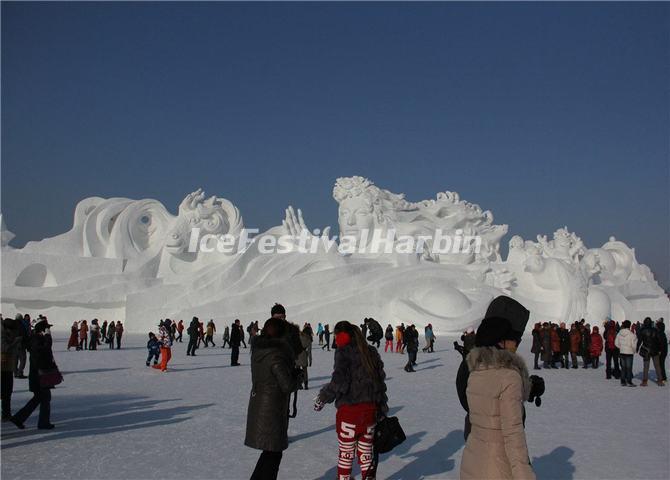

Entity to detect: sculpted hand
[281,206,332,250]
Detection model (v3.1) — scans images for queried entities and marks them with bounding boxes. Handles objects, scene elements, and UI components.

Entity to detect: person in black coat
[10,319,57,430]
[637,317,663,386]
[245,317,297,480]
[403,325,419,372]
[321,324,331,351]
[186,317,200,356]
[230,319,243,366]
[365,317,383,348]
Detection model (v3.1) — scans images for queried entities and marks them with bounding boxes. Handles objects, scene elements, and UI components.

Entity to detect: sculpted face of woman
[338,196,376,246]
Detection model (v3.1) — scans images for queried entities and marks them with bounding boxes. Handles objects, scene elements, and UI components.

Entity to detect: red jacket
[590,330,603,357]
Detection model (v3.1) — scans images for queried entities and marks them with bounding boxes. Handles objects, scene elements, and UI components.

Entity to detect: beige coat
[460,347,536,480]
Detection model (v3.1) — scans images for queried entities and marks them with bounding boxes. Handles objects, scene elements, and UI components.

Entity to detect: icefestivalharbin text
[187,226,483,256]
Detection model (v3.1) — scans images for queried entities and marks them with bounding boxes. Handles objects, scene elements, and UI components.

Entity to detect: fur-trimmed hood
[466,346,531,399]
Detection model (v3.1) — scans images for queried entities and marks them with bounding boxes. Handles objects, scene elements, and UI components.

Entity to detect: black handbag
[374,415,406,454]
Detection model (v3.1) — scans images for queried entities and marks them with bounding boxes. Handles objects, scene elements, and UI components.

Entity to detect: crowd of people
[2,302,669,480]
[67,319,125,351]
[527,317,667,386]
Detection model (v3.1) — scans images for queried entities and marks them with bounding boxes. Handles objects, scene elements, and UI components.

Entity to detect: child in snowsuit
[146,332,161,366]
[152,326,172,372]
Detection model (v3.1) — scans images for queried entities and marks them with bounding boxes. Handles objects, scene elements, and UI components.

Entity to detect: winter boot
[640,380,648,387]
[146,361,150,367]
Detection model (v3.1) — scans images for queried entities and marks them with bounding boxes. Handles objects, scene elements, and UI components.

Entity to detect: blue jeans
[619,354,634,384]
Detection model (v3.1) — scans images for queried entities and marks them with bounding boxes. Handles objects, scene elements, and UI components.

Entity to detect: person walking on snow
[317,322,324,346]
[322,324,331,351]
[230,319,243,366]
[186,317,200,356]
[384,324,394,352]
[204,320,216,347]
[146,332,160,367]
[404,325,419,372]
[314,321,388,480]
[152,325,173,372]
[115,321,124,349]
[244,317,297,480]
[176,319,184,343]
[221,325,231,348]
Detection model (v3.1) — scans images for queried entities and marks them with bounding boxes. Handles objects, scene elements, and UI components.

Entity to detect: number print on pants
[339,421,356,439]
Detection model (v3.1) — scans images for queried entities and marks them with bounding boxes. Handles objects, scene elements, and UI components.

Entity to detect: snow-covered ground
[1,332,668,480]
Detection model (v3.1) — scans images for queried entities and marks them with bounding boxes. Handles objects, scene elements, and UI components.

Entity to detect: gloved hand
[528,375,545,407]
[313,396,325,412]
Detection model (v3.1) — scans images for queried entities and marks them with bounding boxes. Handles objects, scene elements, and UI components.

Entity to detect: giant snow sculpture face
[338,196,376,245]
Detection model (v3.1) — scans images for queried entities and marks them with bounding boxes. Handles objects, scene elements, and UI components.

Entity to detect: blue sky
[2,2,668,288]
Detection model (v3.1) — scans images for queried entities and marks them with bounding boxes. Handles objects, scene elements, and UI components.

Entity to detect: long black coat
[230,324,242,347]
[244,336,296,452]
[405,327,419,353]
[637,326,661,358]
[28,333,57,393]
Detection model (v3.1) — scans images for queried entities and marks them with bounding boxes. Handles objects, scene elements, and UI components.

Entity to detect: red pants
[396,340,403,352]
[336,403,377,480]
[152,347,171,371]
[384,340,394,352]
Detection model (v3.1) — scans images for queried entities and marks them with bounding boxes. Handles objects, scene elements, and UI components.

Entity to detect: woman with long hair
[314,321,388,480]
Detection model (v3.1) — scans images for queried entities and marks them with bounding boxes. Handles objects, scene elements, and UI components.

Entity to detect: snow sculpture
[332,176,508,263]
[1,178,667,333]
[504,227,668,326]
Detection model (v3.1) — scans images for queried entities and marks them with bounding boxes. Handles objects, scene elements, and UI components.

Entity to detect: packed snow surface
[2,333,668,479]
